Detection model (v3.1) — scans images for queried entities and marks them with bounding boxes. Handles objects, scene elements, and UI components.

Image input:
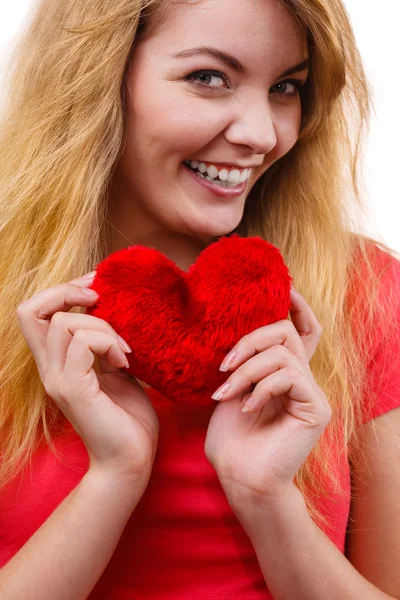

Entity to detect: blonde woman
[0,0,399,598]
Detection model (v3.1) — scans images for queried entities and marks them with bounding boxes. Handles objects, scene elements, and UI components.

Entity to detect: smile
[182,161,249,199]
[183,159,252,188]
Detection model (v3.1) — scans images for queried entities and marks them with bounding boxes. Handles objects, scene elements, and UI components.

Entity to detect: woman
[0,0,399,598]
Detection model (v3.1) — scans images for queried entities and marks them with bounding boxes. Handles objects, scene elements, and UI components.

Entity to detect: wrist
[85,465,151,502]
[221,479,305,527]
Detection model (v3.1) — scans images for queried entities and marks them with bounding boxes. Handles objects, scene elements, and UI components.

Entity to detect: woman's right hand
[16,271,159,483]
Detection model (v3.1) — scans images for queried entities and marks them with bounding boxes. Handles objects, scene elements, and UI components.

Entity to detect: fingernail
[242,395,255,413]
[219,350,237,372]
[117,335,132,353]
[212,381,231,401]
[83,271,97,280]
[80,287,98,296]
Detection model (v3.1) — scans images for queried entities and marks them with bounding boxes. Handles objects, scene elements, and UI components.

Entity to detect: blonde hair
[0,0,398,532]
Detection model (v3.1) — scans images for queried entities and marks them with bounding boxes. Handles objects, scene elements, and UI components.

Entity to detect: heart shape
[87,235,292,407]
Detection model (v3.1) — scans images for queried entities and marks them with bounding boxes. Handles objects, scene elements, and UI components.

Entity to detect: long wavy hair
[0,0,398,530]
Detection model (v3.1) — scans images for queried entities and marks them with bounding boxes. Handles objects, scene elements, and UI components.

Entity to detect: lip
[182,162,247,199]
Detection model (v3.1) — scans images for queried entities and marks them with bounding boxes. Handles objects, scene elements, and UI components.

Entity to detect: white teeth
[228,169,241,185]
[219,168,229,182]
[184,159,251,185]
[205,176,230,187]
[207,165,219,179]
[239,169,248,183]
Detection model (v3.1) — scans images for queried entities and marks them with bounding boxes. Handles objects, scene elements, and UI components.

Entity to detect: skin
[106,0,309,270]
[10,2,398,596]
[104,0,332,501]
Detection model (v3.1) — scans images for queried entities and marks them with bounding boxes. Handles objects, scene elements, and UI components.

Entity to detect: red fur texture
[87,235,292,407]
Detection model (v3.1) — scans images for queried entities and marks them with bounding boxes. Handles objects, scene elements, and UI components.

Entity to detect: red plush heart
[87,235,292,407]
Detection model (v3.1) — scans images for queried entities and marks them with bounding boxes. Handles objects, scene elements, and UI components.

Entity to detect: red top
[1,251,399,599]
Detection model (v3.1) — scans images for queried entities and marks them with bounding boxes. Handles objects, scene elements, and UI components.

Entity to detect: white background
[0,1,399,252]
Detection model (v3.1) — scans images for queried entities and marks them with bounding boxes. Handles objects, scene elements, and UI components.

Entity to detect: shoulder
[351,237,400,304]
[347,238,400,423]
[367,241,400,357]
[365,245,400,422]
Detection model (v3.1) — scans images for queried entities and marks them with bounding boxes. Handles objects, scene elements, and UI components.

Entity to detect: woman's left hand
[204,288,332,504]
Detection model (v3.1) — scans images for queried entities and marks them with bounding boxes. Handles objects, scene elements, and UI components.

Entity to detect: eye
[270,79,304,96]
[184,70,231,92]
[184,71,305,96]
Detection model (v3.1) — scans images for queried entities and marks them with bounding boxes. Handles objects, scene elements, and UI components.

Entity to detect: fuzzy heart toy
[87,235,292,407]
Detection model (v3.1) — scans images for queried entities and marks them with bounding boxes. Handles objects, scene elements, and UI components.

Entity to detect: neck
[106,187,215,273]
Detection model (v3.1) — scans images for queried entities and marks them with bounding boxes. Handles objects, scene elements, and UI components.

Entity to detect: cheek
[128,92,225,158]
[153,97,227,150]
[274,106,302,153]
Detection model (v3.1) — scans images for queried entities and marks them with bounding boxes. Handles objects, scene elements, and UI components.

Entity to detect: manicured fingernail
[242,395,255,413]
[83,271,97,280]
[219,350,237,372]
[212,381,231,401]
[117,335,132,353]
[80,287,98,296]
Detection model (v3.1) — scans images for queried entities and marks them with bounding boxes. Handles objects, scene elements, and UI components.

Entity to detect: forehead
[148,0,308,68]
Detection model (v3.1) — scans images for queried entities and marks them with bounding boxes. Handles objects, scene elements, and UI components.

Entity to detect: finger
[219,319,309,374]
[53,329,128,404]
[69,271,97,287]
[16,282,99,377]
[45,312,129,382]
[289,288,323,361]
[242,367,331,427]
[213,344,306,402]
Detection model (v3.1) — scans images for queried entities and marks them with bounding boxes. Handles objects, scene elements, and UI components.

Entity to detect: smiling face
[110,0,309,246]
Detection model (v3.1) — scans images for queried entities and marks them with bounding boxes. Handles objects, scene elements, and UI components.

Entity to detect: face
[112,0,309,244]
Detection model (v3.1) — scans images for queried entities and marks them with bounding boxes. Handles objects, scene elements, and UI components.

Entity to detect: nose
[223,96,277,155]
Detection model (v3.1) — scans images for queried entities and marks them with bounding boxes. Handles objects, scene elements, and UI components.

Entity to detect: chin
[184,217,239,241]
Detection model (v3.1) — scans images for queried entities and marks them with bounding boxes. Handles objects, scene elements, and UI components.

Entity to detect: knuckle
[16,301,30,320]
[65,281,81,292]
[272,344,289,360]
[65,282,89,299]
[98,318,117,337]
[234,368,252,388]
[73,328,90,344]
[283,319,296,335]
[239,334,252,352]
[50,311,67,328]
[257,378,271,395]
[286,366,302,380]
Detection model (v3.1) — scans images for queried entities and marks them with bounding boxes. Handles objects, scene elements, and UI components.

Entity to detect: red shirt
[1,252,399,599]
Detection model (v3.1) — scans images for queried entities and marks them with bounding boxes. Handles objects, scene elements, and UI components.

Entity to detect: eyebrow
[170,46,310,78]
